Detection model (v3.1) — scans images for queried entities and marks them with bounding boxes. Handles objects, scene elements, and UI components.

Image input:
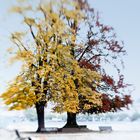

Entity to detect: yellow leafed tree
[1,0,103,131]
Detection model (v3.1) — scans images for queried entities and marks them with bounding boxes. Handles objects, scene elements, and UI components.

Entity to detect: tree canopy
[1,0,132,115]
[1,0,103,114]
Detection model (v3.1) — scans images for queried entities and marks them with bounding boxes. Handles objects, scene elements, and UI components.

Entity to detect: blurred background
[0,0,140,131]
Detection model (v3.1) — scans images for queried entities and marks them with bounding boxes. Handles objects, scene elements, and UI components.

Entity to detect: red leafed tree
[58,0,132,128]
[59,0,132,128]
[74,0,132,115]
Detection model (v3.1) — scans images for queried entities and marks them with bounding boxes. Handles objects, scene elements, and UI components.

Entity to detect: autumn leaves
[1,0,132,115]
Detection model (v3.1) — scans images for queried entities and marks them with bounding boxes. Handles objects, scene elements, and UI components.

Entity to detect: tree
[0,0,132,132]
[69,0,132,125]
[1,0,102,131]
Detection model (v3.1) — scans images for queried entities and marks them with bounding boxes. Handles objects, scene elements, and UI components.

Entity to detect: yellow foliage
[24,18,36,26]
[84,104,91,110]
[11,32,26,40]
[9,5,32,13]
[7,47,14,53]
[1,0,103,113]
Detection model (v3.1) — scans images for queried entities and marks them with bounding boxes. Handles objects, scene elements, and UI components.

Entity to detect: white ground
[1,121,140,140]
[22,131,140,140]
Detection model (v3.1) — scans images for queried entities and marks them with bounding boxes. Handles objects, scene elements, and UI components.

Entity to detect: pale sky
[0,0,140,103]
[89,0,140,101]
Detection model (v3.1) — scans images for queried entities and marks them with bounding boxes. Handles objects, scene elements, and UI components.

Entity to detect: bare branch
[28,25,41,47]
[78,44,90,62]
[12,40,22,52]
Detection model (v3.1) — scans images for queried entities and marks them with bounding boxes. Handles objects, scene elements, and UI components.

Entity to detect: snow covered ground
[5,121,140,132]
[22,131,140,140]
[0,121,140,140]
[21,122,140,140]
[1,104,140,140]
[22,121,140,140]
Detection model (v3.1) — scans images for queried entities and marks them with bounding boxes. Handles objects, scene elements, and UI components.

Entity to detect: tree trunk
[36,103,45,132]
[63,112,79,128]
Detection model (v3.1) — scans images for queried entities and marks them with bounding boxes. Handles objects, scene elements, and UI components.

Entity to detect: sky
[0,0,140,103]
[89,0,140,101]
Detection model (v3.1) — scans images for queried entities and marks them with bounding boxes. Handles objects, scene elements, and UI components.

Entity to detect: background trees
[0,0,132,132]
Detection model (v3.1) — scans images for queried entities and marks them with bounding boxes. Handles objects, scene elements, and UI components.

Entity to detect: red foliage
[102,75,114,86]
[75,0,132,114]
[108,41,125,53]
[99,94,132,113]
[117,75,126,88]
[79,59,101,71]
[79,59,94,70]
[88,39,99,46]
[101,26,113,33]
[123,95,132,105]
[114,95,124,109]
[101,94,112,112]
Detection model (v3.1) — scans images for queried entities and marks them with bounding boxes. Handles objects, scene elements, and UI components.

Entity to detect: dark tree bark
[36,103,45,132]
[63,112,79,128]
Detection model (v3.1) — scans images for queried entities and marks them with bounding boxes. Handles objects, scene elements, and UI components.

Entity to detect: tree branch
[78,44,90,62]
